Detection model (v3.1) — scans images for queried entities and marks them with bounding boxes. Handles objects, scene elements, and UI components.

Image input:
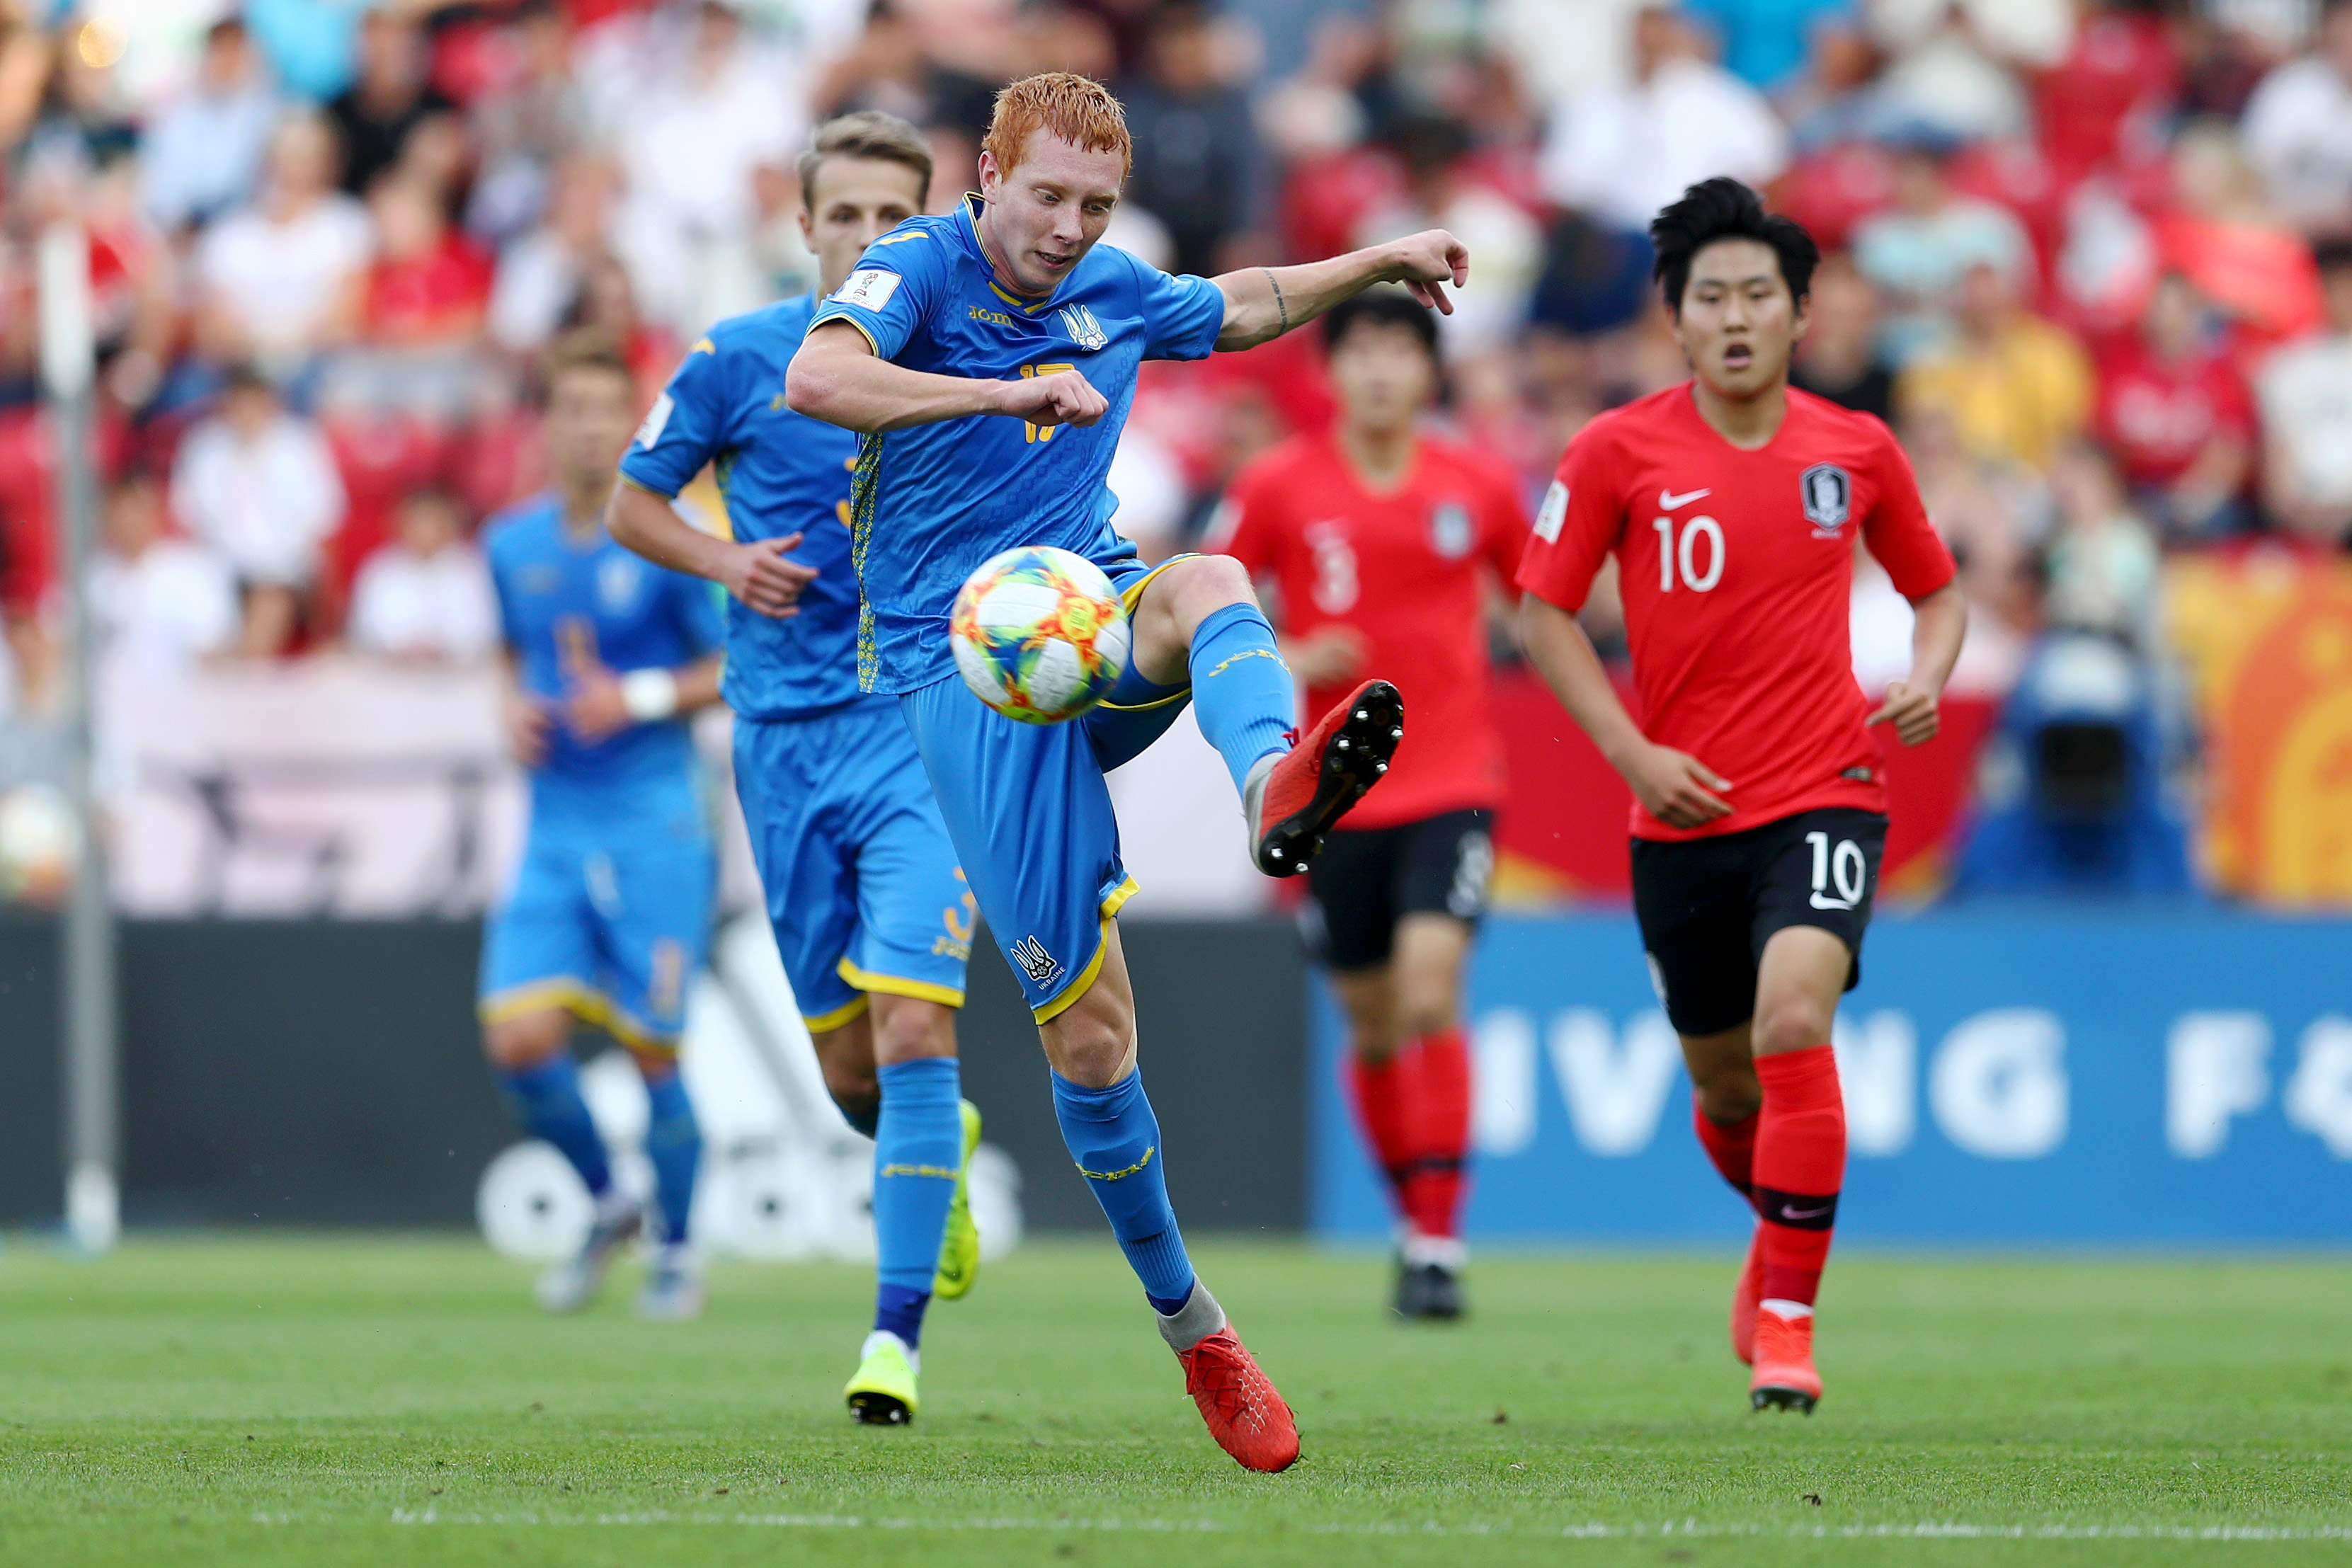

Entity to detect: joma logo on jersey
[1800,463,1851,536]
[1011,934,1063,988]
[1058,303,1109,351]
[968,305,1017,328]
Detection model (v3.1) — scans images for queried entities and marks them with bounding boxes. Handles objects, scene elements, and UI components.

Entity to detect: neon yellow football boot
[845,1331,920,1426]
[931,1098,983,1300]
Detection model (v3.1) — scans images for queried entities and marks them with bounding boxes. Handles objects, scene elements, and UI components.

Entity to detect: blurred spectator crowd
[0,0,2344,895]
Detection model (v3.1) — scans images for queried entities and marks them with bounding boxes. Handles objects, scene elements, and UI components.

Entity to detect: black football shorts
[1629,806,1888,1038]
[1301,808,1496,972]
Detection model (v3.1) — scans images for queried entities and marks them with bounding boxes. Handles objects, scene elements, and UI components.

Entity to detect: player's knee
[483,1012,569,1071]
[1752,997,1833,1060]
[1394,983,1457,1042]
[870,998,957,1066]
[1691,1067,1762,1123]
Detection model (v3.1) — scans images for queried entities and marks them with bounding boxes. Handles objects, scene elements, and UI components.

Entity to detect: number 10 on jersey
[1652,514,1725,592]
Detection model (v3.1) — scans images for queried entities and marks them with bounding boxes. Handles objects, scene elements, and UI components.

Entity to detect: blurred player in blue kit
[479,330,726,1320]
[787,72,1470,1471]
[607,112,983,1426]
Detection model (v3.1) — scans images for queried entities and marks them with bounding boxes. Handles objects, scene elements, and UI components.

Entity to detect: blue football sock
[1051,1070,1197,1315]
[1188,602,1296,797]
[871,1056,963,1349]
[497,1054,612,1199]
[641,1067,702,1245]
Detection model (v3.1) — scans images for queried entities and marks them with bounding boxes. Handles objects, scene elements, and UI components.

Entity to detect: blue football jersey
[485,493,726,831]
[805,194,1226,693]
[618,294,867,719]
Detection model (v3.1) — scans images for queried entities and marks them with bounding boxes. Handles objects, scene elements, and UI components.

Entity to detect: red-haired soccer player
[1214,290,1528,1320]
[788,72,1469,1470]
[1519,178,1966,1412]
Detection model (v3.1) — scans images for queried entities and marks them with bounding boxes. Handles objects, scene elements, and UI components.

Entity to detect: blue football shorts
[898,556,1199,1022]
[733,694,971,1032]
[479,817,717,1051]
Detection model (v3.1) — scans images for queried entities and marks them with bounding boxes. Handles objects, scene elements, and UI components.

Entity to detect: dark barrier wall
[957,918,1308,1235]
[0,915,1308,1232]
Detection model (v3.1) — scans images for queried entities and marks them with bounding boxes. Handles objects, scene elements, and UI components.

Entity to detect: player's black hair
[1649,176,1822,318]
[1322,287,1440,365]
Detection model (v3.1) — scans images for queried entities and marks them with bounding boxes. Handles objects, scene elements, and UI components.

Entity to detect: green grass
[1,1237,2348,1567]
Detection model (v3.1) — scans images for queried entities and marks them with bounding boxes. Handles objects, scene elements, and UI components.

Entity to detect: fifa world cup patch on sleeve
[634,391,673,449]
[830,269,903,311]
[1534,480,1569,543]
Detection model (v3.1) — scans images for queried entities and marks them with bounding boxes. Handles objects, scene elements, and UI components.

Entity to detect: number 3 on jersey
[1017,362,1079,444]
[1651,514,1725,592]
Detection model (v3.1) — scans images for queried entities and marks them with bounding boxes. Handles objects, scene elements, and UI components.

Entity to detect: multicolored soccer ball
[950,546,1131,723]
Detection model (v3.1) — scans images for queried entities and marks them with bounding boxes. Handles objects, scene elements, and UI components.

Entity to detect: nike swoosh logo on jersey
[1659,487,1711,509]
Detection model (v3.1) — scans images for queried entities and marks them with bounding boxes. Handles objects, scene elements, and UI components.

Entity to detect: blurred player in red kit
[1519,180,1967,1411]
[1214,290,1529,1320]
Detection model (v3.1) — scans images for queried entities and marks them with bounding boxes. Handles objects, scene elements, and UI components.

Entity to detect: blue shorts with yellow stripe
[897,557,1197,1022]
[733,693,971,1032]
[479,820,717,1051]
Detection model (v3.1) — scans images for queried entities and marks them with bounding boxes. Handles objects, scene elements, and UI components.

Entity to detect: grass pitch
[1,1237,2348,1566]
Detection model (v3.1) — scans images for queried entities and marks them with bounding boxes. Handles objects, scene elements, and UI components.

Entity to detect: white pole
[40,221,116,1254]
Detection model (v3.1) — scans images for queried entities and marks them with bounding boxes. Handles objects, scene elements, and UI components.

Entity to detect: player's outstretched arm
[1522,594,1735,829]
[1211,230,1469,352]
[787,321,1107,433]
[607,479,816,619]
[1866,580,1968,746]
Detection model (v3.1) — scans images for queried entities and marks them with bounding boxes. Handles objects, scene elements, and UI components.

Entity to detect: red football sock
[1345,1051,1411,1209]
[1399,1026,1473,1241]
[1691,1097,1759,1204]
[1752,1045,1844,1308]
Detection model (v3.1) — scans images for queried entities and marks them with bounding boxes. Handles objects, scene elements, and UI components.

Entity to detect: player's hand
[1868,680,1941,746]
[1288,626,1367,688]
[1621,743,1733,828]
[1383,229,1471,316]
[724,532,818,618]
[566,667,632,743]
[997,367,1108,428]
[505,690,554,768]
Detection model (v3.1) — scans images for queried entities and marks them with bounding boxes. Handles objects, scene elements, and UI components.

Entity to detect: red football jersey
[1517,384,1956,841]
[1216,432,1530,828]
[2094,338,2254,489]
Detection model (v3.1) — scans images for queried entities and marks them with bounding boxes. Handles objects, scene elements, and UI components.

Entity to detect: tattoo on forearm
[1262,268,1289,336]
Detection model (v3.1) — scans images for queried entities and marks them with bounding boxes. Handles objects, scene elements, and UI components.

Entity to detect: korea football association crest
[1058,303,1109,352]
[1800,463,1851,537]
[1429,501,1475,559]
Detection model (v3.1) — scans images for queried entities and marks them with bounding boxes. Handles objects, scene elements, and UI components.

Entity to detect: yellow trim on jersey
[1096,555,1200,711]
[801,992,871,1035]
[479,978,598,1025]
[617,471,675,500]
[479,980,681,1054]
[1030,875,1143,1024]
[838,960,966,1010]
[811,311,884,359]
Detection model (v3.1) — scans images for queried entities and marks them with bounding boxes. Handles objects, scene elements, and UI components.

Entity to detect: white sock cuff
[1155,1281,1227,1353]
[862,1329,919,1373]
[1402,1233,1468,1270]
[1759,1298,1815,1320]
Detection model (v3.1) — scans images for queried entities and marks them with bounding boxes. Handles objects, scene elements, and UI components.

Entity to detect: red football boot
[1749,1307,1822,1414]
[1178,1325,1301,1472]
[1244,679,1404,877]
[1730,1223,1764,1366]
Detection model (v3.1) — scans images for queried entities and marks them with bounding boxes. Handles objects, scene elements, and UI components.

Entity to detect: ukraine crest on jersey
[806,194,1226,694]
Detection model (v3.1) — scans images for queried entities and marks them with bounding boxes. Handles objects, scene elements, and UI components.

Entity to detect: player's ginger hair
[983,71,1132,179]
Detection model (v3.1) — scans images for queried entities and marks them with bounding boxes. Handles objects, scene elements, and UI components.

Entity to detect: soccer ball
[950,546,1131,723]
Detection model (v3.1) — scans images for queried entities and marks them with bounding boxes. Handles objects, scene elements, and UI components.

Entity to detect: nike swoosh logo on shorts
[1781,1204,1832,1220]
[1659,487,1711,510]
